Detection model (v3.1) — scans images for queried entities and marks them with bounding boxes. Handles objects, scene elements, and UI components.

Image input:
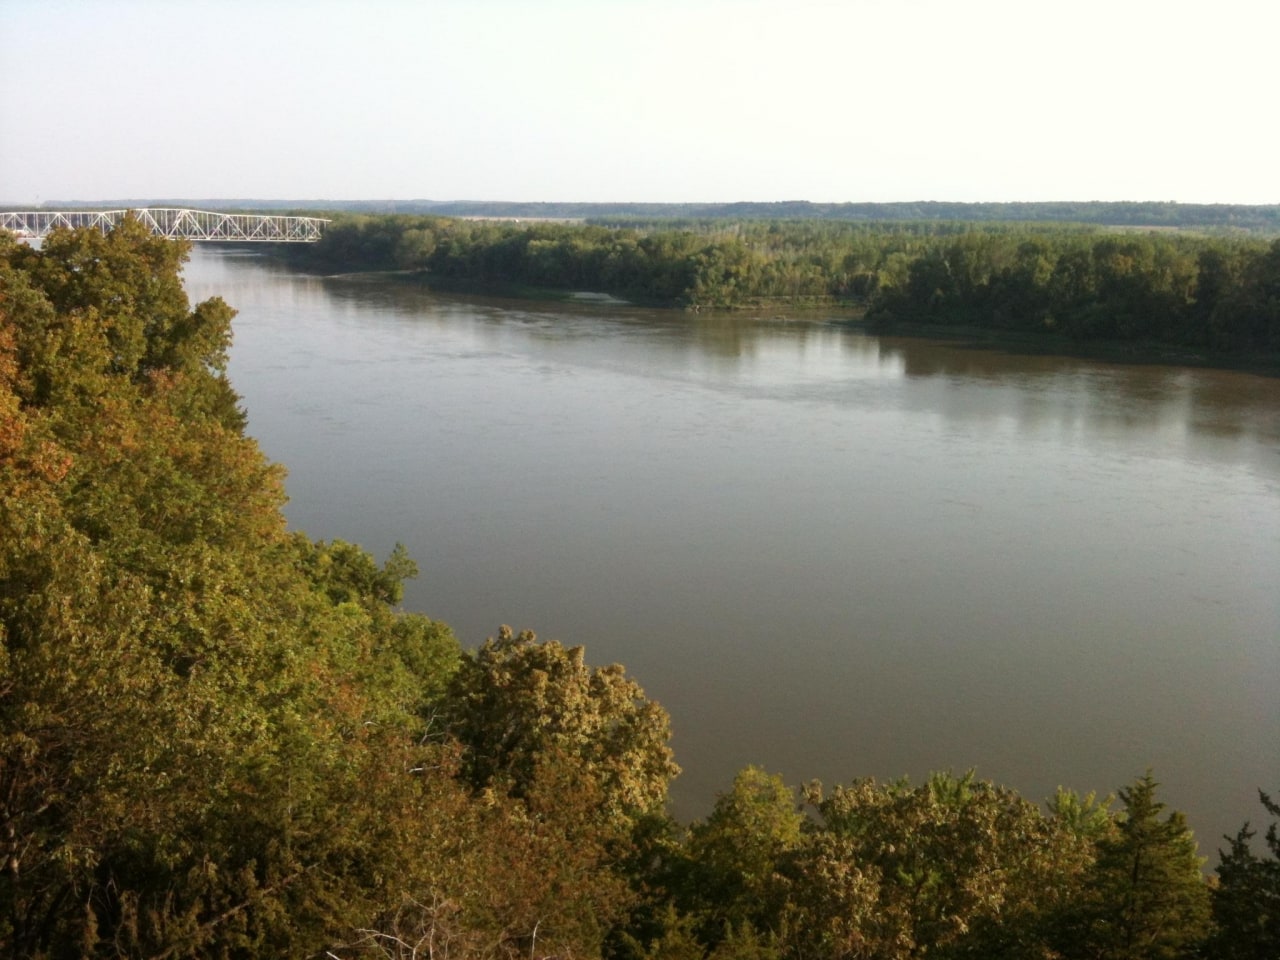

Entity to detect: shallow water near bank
[184,246,1280,846]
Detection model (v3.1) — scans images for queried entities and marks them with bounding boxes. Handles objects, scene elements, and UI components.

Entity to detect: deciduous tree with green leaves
[785,771,1095,960]
[0,221,462,957]
[679,766,803,945]
[445,625,679,822]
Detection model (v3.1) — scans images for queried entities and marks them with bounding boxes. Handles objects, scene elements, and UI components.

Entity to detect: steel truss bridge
[0,208,329,242]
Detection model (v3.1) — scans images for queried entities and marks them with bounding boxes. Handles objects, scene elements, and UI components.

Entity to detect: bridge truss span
[0,208,330,242]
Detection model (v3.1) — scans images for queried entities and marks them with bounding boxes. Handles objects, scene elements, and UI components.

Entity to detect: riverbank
[275,213,1280,362]
[306,260,1280,376]
[855,316,1280,375]
[291,259,869,313]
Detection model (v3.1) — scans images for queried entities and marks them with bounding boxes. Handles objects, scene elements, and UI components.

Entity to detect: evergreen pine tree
[1209,790,1280,959]
[1075,771,1211,959]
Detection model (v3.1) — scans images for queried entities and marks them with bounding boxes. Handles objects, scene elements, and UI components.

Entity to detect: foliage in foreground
[2,222,1277,958]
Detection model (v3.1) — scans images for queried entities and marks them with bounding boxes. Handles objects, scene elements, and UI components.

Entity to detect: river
[182,246,1280,850]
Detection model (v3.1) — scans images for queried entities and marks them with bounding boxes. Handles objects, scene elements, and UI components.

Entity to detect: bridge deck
[0,208,329,242]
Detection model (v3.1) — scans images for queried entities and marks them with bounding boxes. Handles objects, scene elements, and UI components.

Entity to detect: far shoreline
[274,256,1280,378]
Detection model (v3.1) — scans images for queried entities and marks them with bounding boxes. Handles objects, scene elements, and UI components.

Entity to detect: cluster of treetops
[1,219,1277,960]
[282,213,1280,356]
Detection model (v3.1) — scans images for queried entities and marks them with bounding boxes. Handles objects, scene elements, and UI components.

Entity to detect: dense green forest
[2,220,1278,958]
[284,215,1280,355]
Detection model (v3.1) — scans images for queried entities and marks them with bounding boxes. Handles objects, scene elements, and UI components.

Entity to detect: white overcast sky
[2,0,1276,204]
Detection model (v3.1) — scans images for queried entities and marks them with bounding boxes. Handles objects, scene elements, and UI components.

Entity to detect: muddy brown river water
[184,246,1280,850]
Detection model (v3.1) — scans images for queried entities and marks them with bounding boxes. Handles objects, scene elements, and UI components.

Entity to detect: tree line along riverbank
[3,219,1278,959]
[282,215,1280,359]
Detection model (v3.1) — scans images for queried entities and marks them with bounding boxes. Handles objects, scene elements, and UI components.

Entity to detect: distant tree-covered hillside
[36,199,1280,233]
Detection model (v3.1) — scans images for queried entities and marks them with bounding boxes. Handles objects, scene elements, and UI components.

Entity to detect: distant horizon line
[6,197,1280,209]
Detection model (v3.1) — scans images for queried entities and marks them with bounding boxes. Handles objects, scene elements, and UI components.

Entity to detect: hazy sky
[2,0,1276,204]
